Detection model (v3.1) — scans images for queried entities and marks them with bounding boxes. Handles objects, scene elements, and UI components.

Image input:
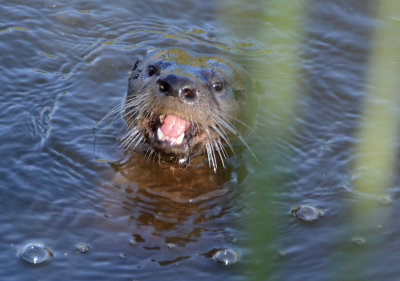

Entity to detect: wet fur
[102,49,254,172]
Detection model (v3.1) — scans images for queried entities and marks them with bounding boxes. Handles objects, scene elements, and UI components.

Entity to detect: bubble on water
[377,194,391,205]
[212,249,240,266]
[291,205,324,222]
[18,242,53,265]
[352,236,366,246]
[76,243,91,254]
[278,250,286,257]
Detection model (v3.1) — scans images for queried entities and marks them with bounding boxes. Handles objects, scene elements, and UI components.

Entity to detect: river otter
[122,48,254,171]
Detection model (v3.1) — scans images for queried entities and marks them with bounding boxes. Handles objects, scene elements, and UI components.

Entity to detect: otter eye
[147,65,158,77]
[212,81,224,92]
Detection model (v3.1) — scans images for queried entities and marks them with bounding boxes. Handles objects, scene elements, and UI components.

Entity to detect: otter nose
[157,74,198,102]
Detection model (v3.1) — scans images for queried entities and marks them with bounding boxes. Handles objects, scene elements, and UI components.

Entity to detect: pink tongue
[160,115,188,138]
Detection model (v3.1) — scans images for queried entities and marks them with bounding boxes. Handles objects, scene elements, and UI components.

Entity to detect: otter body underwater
[121,49,255,172]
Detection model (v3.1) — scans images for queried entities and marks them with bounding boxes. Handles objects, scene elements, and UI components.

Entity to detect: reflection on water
[92,152,246,272]
[99,153,238,248]
[1,0,400,280]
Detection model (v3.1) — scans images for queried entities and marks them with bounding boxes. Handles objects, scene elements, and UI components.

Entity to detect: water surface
[1,0,399,280]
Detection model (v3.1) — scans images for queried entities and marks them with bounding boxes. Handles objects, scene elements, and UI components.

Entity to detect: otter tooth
[176,132,185,145]
[159,114,166,124]
[157,128,165,141]
[157,127,185,145]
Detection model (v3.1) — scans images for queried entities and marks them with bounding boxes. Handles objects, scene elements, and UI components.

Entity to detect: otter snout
[157,74,199,103]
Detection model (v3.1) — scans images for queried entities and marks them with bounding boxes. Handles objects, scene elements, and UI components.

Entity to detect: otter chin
[122,48,254,171]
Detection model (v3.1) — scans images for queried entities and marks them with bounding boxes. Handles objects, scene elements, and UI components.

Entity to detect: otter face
[123,49,251,171]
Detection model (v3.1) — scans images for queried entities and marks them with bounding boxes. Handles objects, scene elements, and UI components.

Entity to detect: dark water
[1,0,399,280]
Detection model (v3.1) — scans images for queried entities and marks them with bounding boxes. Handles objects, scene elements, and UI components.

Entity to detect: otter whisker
[122,97,148,122]
[215,114,257,161]
[214,115,238,136]
[122,102,142,118]
[95,99,128,135]
[123,95,142,107]
[121,109,138,125]
[204,127,217,172]
[121,128,142,150]
[98,106,122,126]
[217,139,229,159]
[217,113,251,143]
[205,143,214,171]
[102,96,133,120]
[124,93,149,108]
[213,140,226,168]
[189,114,194,134]
[130,135,145,151]
[122,96,144,113]
[120,134,136,150]
[210,124,235,156]
[130,131,145,147]
[219,111,254,132]
[144,148,156,163]
[120,126,139,142]
[145,147,153,158]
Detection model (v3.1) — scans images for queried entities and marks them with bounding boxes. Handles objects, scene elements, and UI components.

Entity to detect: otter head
[123,49,253,171]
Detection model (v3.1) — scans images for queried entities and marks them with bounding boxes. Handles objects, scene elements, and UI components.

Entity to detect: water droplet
[178,157,187,165]
[167,243,175,249]
[291,205,324,222]
[130,234,145,246]
[76,243,90,254]
[212,249,240,266]
[130,238,137,246]
[18,242,53,265]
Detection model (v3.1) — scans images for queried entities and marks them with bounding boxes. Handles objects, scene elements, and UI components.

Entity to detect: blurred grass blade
[345,2,400,279]
[353,2,400,217]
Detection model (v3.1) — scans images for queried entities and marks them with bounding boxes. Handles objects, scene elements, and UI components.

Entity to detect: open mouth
[134,112,210,156]
[155,114,191,147]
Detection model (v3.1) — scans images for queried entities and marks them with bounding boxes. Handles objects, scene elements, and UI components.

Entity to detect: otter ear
[131,58,142,72]
[128,58,143,84]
